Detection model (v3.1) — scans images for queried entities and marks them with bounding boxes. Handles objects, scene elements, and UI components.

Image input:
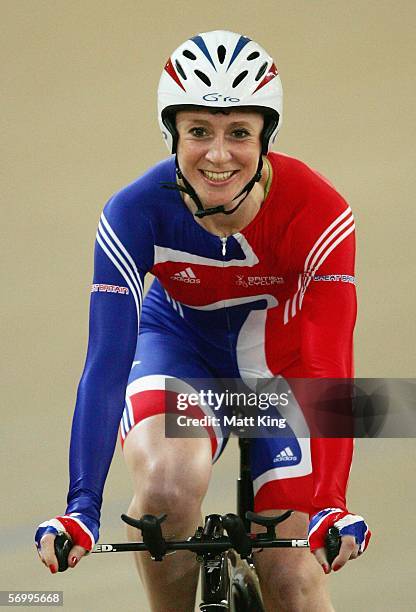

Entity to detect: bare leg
[123,415,212,612]
[253,510,334,612]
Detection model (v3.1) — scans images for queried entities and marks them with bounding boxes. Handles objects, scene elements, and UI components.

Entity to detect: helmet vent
[255,61,268,81]
[232,70,248,88]
[175,60,187,80]
[217,45,226,64]
[247,51,260,60]
[194,70,211,86]
[183,49,196,60]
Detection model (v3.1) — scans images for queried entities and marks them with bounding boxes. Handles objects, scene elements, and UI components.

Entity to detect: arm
[297,206,370,570]
[301,273,356,512]
[36,197,152,570]
[65,235,142,525]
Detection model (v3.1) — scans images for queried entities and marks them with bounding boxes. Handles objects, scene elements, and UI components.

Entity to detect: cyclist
[36,31,370,612]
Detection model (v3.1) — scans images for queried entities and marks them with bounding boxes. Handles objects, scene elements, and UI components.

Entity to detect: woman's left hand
[308,508,371,573]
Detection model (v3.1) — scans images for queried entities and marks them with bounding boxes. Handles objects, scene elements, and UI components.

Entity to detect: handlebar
[54,511,341,571]
[54,533,72,572]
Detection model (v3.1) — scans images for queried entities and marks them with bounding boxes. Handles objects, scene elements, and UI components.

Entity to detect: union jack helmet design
[158,30,283,154]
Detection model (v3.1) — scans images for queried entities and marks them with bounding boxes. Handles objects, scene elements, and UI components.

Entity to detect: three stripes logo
[283,206,355,325]
[273,446,298,463]
[96,212,144,320]
[170,267,200,284]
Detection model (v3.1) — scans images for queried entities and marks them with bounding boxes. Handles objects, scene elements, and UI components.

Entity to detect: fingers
[37,535,87,573]
[331,535,359,571]
[349,547,360,560]
[312,546,330,574]
[67,544,88,568]
[312,535,359,574]
[37,534,58,574]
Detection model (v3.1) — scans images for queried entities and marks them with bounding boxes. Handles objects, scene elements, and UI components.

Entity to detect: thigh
[252,511,314,579]
[252,510,331,610]
[250,366,315,516]
[251,436,314,515]
[123,413,213,506]
[120,328,230,463]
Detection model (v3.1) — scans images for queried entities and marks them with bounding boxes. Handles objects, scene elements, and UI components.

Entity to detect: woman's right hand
[35,513,98,573]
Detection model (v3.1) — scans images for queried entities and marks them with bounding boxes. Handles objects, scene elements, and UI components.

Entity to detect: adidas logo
[170,267,200,284]
[273,447,298,463]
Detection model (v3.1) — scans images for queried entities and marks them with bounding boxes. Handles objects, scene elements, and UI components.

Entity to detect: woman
[36,30,370,611]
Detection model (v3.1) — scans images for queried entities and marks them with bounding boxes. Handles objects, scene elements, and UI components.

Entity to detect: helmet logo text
[202,93,241,103]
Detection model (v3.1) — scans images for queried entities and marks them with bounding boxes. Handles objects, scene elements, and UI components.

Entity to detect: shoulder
[269,153,353,236]
[267,153,355,265]
[103,156,176,222]
[268,152,350,219]
[96,157,176,268]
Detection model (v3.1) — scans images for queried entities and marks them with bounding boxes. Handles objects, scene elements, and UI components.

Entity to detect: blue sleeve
[65,194,154,527]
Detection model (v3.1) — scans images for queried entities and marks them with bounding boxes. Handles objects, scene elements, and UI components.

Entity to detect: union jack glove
[35,512,98,554]
[308,508,371,556]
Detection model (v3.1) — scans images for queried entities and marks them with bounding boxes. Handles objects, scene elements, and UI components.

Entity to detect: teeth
[202,170,234,182]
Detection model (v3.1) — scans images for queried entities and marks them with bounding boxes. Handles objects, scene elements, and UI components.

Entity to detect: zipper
[219,235,234,354]
[220,236,227,257]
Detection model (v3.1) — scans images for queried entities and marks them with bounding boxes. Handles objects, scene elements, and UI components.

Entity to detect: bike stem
[237,437,254,532]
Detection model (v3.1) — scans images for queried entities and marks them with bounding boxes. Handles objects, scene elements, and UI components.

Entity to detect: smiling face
[175,109,264,208]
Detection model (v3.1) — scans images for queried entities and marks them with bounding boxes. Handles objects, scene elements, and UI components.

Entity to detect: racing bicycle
[55,437,340,611]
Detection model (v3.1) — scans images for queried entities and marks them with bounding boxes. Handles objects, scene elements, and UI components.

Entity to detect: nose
[205,134,232,165]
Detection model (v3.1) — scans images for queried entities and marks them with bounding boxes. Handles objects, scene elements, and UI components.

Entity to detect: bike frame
[199,437,260,610]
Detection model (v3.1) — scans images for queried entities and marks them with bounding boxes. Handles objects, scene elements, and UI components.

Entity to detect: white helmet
[158,30,283,154]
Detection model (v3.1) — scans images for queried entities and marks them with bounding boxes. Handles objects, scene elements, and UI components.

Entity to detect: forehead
[176,108,263,128]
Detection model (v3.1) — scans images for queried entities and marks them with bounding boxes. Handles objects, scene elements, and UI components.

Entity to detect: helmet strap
[161,156,263,219]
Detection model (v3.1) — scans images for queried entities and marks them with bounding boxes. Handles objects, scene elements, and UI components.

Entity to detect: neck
[180,156,271,237]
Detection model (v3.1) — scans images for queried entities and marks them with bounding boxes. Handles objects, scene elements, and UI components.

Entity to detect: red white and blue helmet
[158,30,283,154]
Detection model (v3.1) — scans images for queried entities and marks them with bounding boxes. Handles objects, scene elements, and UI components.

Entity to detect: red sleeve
[296,195,357,514]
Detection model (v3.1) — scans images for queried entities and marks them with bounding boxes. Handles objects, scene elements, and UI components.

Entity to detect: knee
[140,467,204,517]
[272,564,321,611]
[128,449,211,522]
[257,551,324,612]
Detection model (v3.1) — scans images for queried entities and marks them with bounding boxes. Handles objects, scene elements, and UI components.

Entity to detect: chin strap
[160,156,263,219]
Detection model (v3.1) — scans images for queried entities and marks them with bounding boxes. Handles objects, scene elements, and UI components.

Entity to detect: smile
[200,170,237,182]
